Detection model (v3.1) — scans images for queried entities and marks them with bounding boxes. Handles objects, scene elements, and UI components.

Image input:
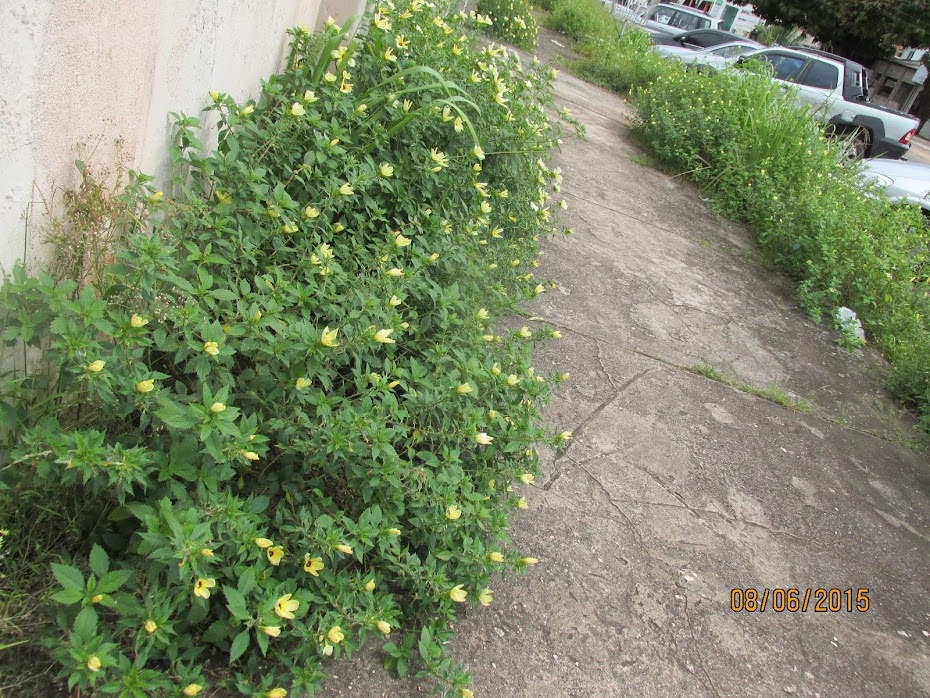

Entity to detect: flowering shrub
[476,0,539,49]
[0,2,578,695]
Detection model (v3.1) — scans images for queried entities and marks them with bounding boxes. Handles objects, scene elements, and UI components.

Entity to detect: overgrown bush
[477,0,539,49]
[633,67,930,426]
[0,2,577,695]
[544,0,618,42]
[572,28,669,93]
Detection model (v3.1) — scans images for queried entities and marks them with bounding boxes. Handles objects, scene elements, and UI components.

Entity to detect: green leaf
[73,606,98,639]
[96,569,132,593]
[89,544,110,577]
[51,589,85,605]
[51,563,85,592]
[229,629,250,663]
[224,587,249,620]
[238,568,257,595]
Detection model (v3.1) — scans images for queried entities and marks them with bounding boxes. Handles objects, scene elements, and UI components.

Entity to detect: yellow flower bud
[385,528,401,536]
[87,360,106,373]
[376,620,392,634]
[254,537,273,549]
[135,379,155,393]
[86,655,102,672]
[334,543,353,555]
[448,585,467,603]
[445,504,462,520]
[208,402,225,414]
[488,551,504,562]
[365,580,376,592]
[130,314,148,329]
[144,619,157,633]
[327,626,345,644]
[182,684,203,696]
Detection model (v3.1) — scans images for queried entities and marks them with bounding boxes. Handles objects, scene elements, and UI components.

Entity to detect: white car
[859,158,930,215]
[654,40,763,72]
[605,1,719,35]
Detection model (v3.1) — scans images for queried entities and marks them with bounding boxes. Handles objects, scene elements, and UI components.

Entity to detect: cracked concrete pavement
[316,42,930,698]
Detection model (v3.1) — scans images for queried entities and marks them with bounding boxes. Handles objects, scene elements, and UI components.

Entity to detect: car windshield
[710,44,755,57]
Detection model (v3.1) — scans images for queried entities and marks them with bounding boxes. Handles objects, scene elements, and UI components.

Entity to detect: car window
[712,44,754,57]
[650,7,710,31]
[752,52,807,82]
[684,30,722,47]
[651,6,675,24]
[797,60,839,90]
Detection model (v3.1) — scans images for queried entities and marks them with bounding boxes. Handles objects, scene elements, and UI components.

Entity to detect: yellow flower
[376,619,392,634]
[274,593,300,620]
[208,402,226,414]
[365,579,376,592]
[488,409,499,419]
[385,527,401,536]
[327,626,345,644]
[454,383,472,394]
[240,104,254,116]
[461,690,475,698]
[441,106,454,122]
[394,234,412,247]
[558,431,573,441]
[136,379,155,393]
[386,267,404,277]
[267,546,284,565]
[322,642,334,656]
[304,206,319,219]
[335,543,353,555]
[380,163,394,177]
[473,432,493,445]
[338,182,354,196]
[445,504,462,520]
[488,551,504,562]
[482,334,495,343]
[241,450,260,461]
[303,554,324,576]
[303,90,318,103]
[323,71,337,82]
[193,577,216,599]
[282,222,298,233]
[319,326,339,348]
[216,190,231,203]
[429,148,448,171]
[478,588,493,606]
[533,284,545,296]
[506,374,520,386]
[374,13,392,30]
[182,684,203,696]
[552,331,562,339]
[480,201,492,214]
[295,377,312,391]
[373,329,395,344]
[448,585,467,603]
[130,314,148,329]
[259,625,281,638]
[149,190,164,202]
[402,99,413,112]
[476,308,489,320]
[266,690,287,698]
[517,497,528,509]
[519,473,534,485]
[429,252,440,262]
[209,90,220,102]
[491,363,501,376]
[254,537,273,549]
[518,326,532,338]
[203,341,220,356]
[290,102,305,117]
[144,619,158,633]
[388,295,402,307]
[200,548,214,557]
[384,47,397,61]
[522,557,539,564]
[87,360,105,373]
[86,655,102,673]
[396,36,410,49]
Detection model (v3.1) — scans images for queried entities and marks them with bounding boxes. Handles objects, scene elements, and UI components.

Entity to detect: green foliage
[633,66,930,429]
[477,0,539,49]
[0,2,577,695]
[572,28,670,94]
[544,0,618,42]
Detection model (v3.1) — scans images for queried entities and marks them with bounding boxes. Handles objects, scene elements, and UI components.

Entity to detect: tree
[736,0,930,64]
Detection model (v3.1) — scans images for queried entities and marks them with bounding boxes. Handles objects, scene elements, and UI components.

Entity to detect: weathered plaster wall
[0,0,364,276]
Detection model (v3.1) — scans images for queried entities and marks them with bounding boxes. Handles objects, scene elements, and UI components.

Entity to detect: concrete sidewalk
[317,51,930,698]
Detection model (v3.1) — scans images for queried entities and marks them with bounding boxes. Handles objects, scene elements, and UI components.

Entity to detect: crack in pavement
[682,591,723,698]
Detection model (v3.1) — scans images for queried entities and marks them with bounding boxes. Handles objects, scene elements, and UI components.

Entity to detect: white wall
[0,0,364,277]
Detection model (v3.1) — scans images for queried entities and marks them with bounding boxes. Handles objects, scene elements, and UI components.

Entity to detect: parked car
[859,158,930,215]
[607,2,719,35]
[649,28,754,49]
[737,46,919,159]
[654,40,763,72]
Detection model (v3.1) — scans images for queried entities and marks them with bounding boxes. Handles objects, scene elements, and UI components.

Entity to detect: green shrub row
[0,2,577,696]
[543,1,930,429]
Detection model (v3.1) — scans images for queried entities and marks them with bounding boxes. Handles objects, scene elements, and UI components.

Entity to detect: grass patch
[686,364,815,413]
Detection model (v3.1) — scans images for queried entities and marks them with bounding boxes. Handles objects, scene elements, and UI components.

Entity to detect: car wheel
[831,126,871,162]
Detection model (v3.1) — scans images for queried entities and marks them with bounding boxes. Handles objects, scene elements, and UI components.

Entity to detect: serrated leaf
[89,544,110,577]
[96,569,132,593]
[51,589,84,605]
[238,568,257,595]
[73,606,98,639]
[51,563,85,592]
[224,587,249,619]
[229,629,250,663]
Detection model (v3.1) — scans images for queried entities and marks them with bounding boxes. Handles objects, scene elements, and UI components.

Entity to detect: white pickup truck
[740,46,919,159]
